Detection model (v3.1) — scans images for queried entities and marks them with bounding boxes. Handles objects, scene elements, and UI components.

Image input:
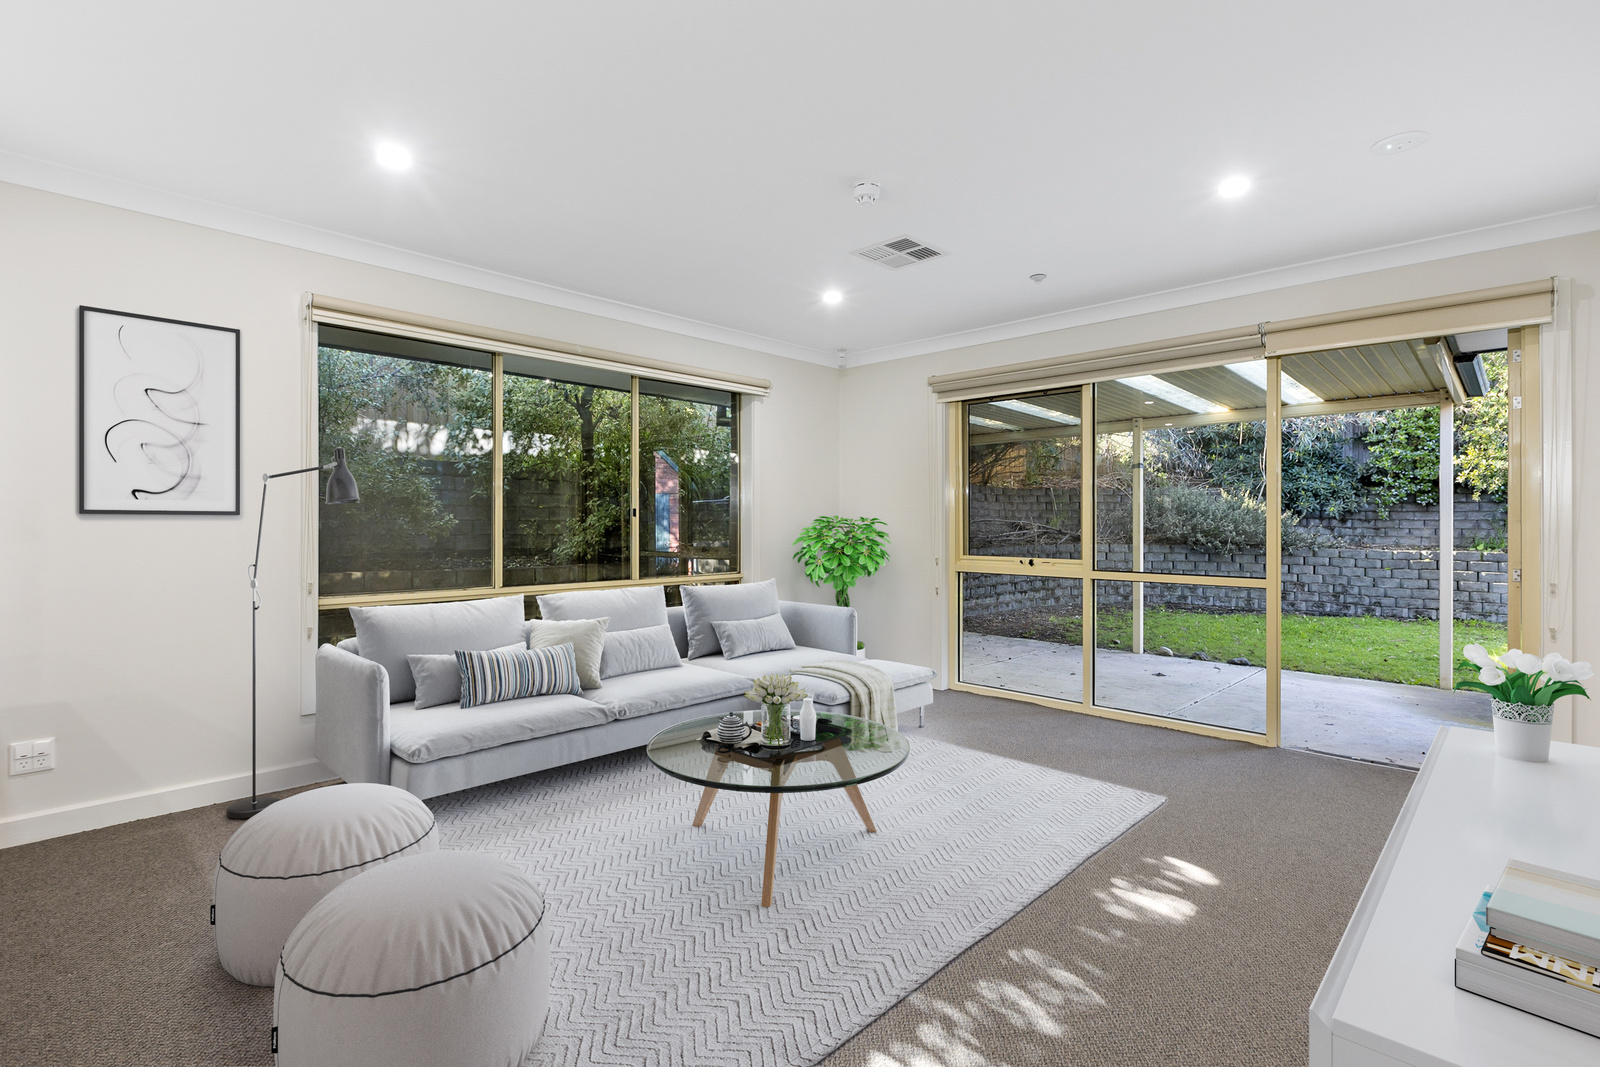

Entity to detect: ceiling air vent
[851,235,946,269]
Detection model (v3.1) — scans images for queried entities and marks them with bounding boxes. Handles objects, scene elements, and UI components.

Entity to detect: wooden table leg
[762,792,782,907]
[823,747,878,833]
[843,784,877,833]
[692,754,730,827]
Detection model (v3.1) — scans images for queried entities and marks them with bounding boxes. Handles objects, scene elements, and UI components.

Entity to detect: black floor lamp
[226,447,360,820]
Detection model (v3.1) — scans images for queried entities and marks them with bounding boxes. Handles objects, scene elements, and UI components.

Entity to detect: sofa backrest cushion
[680,579,780,659]
[537,586,666,632]
[350,595,526,704]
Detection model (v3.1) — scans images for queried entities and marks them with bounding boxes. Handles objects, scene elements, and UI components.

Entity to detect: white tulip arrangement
[745,673,808,708]
[1456,644,1592,723]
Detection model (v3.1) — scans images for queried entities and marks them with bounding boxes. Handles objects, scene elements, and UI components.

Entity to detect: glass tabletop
[645,712,910,793]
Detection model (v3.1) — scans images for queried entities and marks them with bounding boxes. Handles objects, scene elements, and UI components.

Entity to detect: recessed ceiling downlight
[374,141,414,171]
[821,290,843,306]
[1217,174,1252,199]
[1371,131,1428,155]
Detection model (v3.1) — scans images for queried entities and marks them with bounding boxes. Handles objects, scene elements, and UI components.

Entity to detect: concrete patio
[961,632,1491,767]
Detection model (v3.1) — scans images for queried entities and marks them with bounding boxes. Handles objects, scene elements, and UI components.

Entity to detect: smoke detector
[851,235,945,269]
[853,181,880,205]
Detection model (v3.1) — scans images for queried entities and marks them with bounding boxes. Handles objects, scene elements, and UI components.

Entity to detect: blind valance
[1261,280,1554,356]
[308,294,772,396]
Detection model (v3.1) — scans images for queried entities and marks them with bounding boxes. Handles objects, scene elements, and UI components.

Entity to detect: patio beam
[1439,400,1454,689]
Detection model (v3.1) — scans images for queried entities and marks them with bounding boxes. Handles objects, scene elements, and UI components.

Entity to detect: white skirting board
[0,758,332,849]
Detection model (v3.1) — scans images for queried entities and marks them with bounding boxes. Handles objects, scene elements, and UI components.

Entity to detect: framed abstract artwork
[78,306,240,514]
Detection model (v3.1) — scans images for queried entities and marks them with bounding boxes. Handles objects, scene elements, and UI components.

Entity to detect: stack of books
[1455,860,1600,1037]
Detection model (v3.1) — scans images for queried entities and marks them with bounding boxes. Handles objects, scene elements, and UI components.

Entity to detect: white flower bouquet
[745,673,808,708]
[1456,644,1593,723]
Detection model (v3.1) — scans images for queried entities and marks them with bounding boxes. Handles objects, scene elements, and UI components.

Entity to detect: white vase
[1492,700,1553,763]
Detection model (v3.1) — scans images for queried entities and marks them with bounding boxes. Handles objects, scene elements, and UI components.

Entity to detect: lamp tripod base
[226,795,279,821]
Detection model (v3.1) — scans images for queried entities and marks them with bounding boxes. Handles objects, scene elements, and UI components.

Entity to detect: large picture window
[316,326,739,640]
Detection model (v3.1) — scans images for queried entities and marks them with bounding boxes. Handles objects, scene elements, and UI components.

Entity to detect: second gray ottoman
[212,783,437,986]
[273,851,550,1067]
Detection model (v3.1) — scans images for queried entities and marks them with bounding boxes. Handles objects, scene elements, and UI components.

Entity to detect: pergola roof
[969,338,1463,439]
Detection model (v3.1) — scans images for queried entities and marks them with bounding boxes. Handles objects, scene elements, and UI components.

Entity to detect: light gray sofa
[314,590,934,801]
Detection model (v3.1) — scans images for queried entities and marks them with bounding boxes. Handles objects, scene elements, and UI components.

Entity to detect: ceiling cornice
[843,200,1600,367]
[0,149,838,368]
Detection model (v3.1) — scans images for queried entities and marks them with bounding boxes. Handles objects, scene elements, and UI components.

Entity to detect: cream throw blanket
[798,660,897,730]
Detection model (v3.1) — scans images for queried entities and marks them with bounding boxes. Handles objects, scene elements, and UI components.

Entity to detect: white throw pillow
[598,624,683,680]
[680,579,781,659]
[525,617,608,691]
[711,613,797,659]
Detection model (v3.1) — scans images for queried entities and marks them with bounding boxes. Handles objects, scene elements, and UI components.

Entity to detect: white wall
[838,231,1600,743]
[0,181,841,846]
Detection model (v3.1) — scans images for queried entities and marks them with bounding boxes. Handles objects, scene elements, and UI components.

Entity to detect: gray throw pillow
[408,643,524,709]
[711,613,797,659]
[680,579,780,659]
[350,595,526,703]
[536,585,667,633]
[525,617,608,691]
[599,624,683,680]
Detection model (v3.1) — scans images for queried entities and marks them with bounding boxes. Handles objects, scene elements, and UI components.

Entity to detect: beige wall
[0,181,841,845]
[838,231,1600,743]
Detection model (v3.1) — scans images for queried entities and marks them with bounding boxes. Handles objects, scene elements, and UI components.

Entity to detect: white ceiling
[4,2,1598,367]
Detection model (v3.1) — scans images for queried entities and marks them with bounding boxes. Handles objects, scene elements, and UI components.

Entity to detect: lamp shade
[324,447,360,504]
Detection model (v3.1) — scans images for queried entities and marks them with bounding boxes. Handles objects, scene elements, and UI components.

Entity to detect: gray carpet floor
[0,691,1415,1066]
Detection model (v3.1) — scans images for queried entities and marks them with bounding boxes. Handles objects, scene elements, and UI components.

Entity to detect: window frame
[314,329,742,614]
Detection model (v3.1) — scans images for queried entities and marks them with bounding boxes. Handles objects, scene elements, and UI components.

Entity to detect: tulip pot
[1491,700,1553,763]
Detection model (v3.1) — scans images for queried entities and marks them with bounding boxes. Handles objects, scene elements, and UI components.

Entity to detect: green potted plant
[792,516,889,656]
[1456,644,1591,762]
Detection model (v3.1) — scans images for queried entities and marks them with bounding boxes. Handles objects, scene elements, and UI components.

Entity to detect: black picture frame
[78,306,241,515]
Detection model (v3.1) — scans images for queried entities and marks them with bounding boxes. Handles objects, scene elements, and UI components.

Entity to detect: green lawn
[1055,607,1507,687]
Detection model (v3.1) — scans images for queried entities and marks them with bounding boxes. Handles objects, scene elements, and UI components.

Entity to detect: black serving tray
[700,717,852,763]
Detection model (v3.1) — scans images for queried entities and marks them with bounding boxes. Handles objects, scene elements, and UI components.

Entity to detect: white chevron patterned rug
[429,737,1164,1066]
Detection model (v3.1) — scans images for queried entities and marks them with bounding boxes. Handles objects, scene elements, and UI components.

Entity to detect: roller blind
[1261,280,1554,356]
[927,328,1265,403]
[308,294,771,396]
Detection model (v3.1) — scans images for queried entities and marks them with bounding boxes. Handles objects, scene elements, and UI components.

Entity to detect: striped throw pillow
[456,644,582,708]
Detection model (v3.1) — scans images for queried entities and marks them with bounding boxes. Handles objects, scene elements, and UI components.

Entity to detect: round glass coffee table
[646,712,910,907]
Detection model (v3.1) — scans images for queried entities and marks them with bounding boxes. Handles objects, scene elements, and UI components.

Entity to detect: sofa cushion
[350,595,526,704]
[525,617,608,690]
[697,650,935,707]
[680,579,780,659]
[388,693,610,764]
[693,645,853,681]
[537,586,666,632]
[584,664,750,720]
[712,613,796,659]
[599,624,683,679]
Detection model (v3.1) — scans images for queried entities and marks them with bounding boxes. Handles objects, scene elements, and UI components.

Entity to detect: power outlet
[9,738,55,775]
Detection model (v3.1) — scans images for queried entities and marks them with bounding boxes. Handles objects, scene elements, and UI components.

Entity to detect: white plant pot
[1492,700,1553,763]
[855,647,866,660]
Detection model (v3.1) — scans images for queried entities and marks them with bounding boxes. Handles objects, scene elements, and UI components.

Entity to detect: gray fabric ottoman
[273,851,550,1067]
[212,783,437,986]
